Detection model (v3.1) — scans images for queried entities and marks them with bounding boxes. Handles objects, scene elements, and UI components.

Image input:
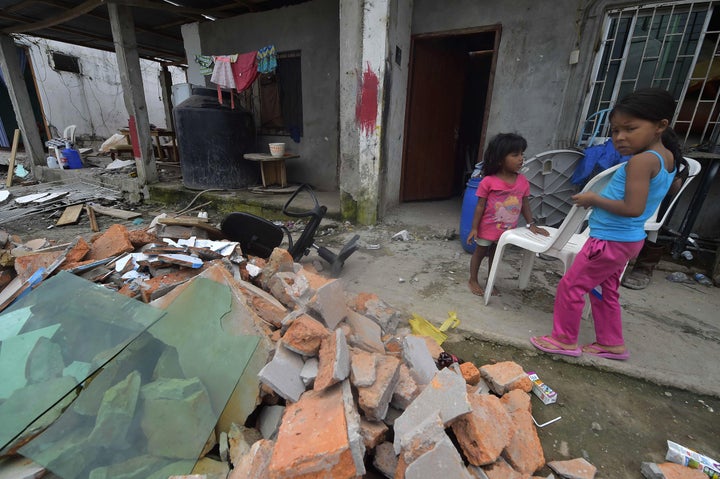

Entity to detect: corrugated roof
[0,0,309,64]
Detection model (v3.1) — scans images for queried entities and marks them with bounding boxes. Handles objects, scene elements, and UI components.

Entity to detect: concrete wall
[196,0,340,191]
[381,0,413,216]
[411,0,581,160]
[16,36,185,144]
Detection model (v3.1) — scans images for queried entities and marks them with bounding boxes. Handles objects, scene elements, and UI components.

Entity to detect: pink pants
[552,237,644,346]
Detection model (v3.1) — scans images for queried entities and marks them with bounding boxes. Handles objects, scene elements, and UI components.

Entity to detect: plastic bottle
[694,273,713,286]
[681,250,694,261]
[666,272,690,283]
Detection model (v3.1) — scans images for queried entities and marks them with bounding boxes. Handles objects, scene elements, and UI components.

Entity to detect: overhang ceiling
[0,0,309,65]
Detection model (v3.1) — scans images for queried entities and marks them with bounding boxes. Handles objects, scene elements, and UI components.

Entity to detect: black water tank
[173,88,258,190]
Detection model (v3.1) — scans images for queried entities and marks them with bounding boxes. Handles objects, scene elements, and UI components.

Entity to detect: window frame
[579,1,719,148]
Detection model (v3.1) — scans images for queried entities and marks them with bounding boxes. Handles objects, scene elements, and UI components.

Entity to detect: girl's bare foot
[468,281,484,296]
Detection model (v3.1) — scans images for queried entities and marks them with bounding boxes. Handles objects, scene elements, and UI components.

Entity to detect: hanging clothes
[194,55,214,76]
[211,55,237,107]
[259,73,284,128]
[231,51,259,93]
[257,45,278,74]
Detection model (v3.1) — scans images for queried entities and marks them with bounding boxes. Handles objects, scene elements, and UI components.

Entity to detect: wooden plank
[86,204,99,232]
[157,217,223,240]
[88,204,141,220]
[56,204,84,226]
[6,129,20,188]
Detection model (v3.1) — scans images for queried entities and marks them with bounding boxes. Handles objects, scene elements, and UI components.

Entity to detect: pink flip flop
[530,335,582,357]
[582,343,630,360]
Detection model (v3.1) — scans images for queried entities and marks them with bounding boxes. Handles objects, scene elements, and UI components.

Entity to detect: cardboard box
[527,372,557,405]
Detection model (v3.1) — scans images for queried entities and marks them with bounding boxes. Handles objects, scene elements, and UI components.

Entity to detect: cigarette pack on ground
[666,440,720,479]
[527,372,557,404]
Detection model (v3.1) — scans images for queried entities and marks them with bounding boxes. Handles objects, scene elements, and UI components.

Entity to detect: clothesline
[195,45,278,108]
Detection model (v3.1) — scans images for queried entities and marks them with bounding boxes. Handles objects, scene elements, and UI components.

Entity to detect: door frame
[400,24,501,201]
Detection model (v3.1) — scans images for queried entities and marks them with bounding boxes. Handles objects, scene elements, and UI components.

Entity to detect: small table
[119,128,177,161]
[243,153,299,188]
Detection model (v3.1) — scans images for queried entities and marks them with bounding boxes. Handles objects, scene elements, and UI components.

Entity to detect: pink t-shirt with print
[475,174,530,241]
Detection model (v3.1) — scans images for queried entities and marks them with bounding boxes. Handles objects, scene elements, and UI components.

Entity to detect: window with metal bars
[580,1,720,150]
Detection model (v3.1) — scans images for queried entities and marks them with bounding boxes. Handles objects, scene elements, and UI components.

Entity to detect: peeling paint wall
[338,0,391,224]
[16,36,184,143]
[194,0,339,191]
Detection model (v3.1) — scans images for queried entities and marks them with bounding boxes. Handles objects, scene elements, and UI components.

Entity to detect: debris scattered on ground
[0,211,715,479]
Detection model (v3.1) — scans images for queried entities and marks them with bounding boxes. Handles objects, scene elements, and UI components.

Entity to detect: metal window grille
[579,1,720,149]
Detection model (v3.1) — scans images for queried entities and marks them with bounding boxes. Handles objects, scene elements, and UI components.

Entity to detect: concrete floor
[336,197,720,398]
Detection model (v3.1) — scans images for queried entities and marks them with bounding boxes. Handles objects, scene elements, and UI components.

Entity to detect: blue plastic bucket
[61,148,83,169]
[460,176,481,253]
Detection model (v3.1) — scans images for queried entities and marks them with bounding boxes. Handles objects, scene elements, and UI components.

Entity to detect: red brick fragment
[267,386,357,479]
[452,394,512,466]
[88,224,134,261]
[459,362,481,385]
[283,314,330,356]
[127,229,159,248]
[657,462,708,479]
[480,361,532,395]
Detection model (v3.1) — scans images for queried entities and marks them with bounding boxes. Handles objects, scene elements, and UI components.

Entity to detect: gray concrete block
[467,465,490,479]
[334,329,351,382]
[346,310,385,352]
[374,442,398,479]
[393,368,471,453]
[300,357,319,387]
[397,412,446,461]
[350,349,378,387]
[342,380,366,476]
[258,340,306,402]
[219,431,229,462]
[308,279,349,330]
[257,405,285,440]
[405,436,474,479]
[402,335,438,385]
[640,462,665,479]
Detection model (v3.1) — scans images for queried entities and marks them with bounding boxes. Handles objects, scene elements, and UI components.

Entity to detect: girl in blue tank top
[531,88,680,361]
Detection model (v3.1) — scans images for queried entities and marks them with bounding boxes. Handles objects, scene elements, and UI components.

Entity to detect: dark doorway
[0,46,48,148]
[401,27,499,201]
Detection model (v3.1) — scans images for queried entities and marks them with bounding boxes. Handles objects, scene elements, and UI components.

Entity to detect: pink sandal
[530,335,582,357]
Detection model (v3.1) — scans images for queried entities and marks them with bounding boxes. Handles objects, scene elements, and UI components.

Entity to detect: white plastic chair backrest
[645,156,701,228]
[62,125,76,143]
[544,162,623,255]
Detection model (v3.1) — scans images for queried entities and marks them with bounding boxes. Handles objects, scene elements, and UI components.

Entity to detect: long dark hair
[610,88,684,170]
[482,133,527,176]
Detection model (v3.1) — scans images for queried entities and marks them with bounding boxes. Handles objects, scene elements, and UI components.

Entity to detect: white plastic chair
[644,157,701,242]
[483,162,624,305]
[62,125,76,143]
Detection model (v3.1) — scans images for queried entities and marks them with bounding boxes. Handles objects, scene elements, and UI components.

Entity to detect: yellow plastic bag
[408,311,460,345]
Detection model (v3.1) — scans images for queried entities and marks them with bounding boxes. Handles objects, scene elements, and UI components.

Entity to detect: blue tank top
[589,150,676,242]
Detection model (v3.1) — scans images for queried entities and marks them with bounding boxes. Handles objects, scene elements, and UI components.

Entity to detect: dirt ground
[2,193,719,479]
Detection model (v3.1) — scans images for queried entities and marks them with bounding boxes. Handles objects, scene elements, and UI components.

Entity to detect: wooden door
[402,39,467,201]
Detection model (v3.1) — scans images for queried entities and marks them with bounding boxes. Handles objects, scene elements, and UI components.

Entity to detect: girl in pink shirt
[466,133,548,296]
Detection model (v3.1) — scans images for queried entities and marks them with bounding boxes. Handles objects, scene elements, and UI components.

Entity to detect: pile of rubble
[0,217,706,479]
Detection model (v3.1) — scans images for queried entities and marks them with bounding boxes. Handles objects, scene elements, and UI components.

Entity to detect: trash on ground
[666,271,693,283]
[408,311,460,345]
[392,229,412,241]
[665,440,720,478]
[694,273,714,286]
[528,371,558,405]
[531,415,562,428]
